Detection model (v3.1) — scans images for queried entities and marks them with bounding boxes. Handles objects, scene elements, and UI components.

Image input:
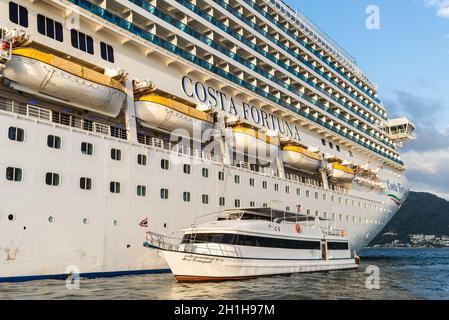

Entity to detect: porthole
[7,214,15,221]
[48,216,55,223]
[82,218,89,225]
[113,219,118,226]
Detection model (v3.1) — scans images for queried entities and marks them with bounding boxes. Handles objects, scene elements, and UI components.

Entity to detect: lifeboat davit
[2,47,126,117]
[282,144,321,172]
[135,95,214,135]
[232,125,278,161]
[329,162,354,183]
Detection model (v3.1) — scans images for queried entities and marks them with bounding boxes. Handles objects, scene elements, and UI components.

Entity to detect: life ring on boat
[295,224,301,234]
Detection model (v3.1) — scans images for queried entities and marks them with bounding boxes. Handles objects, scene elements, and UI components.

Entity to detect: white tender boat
[328,162,355,183]
[2,47,127,117]
[135,95,214,135]
[282,144,321,172]
[144,208,359,282]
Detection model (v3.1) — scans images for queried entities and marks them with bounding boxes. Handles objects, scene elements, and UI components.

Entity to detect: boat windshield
[218,208,315,223]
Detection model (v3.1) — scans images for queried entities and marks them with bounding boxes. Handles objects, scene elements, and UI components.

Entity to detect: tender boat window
[182,233,321,250]
[71,29,94,54]
[47,135,61,149]
[110,181,121,193]
[8,126,24,142]
[80,177,92,190]
[81,142,94,155]
[111,148,121,161]
[9,2,28,28]
[328,242,349,250]
[6,167,22,182]
[100,42,115,63]
[37,14,63,42]
[45,172,60,186]
[137,185,146,197]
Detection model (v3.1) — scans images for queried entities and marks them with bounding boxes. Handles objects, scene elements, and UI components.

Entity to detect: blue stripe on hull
[0,268,172,283]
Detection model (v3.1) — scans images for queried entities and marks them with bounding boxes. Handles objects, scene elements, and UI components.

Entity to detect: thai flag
[139,217,148,227]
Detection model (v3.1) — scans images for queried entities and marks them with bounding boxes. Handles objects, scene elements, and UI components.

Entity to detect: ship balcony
[384,118,417,144]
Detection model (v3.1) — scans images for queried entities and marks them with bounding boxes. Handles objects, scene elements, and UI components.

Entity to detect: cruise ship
[0,0,415,281]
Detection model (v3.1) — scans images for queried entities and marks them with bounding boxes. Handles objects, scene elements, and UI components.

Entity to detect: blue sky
[284,0,449,199]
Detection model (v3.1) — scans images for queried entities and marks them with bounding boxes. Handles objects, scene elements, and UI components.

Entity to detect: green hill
[370,191,449,245]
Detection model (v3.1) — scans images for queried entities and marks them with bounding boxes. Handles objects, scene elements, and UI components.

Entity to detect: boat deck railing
[144,231,240,257]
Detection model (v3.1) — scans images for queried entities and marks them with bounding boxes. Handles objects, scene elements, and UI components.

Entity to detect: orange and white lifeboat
[282,144,321,172]
[231,125,278,162]
[135,95,214,135]
[329,162,354,183]
[2,47,127,117]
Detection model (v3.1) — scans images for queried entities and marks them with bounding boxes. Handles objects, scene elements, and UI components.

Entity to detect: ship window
[349,151,353,158]
[183,164,191,174]
[315,192,318,199]
[263,203,268,208]
[296,188,301,196]
[202,168,209,178]
[160,188,169,199]
[6,167,22,182]
[37,14,63,42]
[110,181,120,193]
[336,145,341,152]
[262,181,267,189]
[81,142,94,155]
[161,159,169,170]
[218,171,225,181]
[250,201,255,207]
[250,178,255,187]
[111,148,121,161]
[321,139,326,146]
[8,126,24,142]
[219,197,225,206]
[332,213,336,220]
[47,135,61,149]
[80,177,92,190]
[9,2,28,28]
[202,194,209,204]
[274,183,279,191]
[323,194,327,201]
[329,142,334,149]
[286,207,291,212]
[137,185,146,197]
[137,154,147,166]
[306,190,310,197]
[100,42,115,63]
[306,209,311,215]
[183,192,191,202]
[45,172,60,186]
[234,175,240,184]
[285,186,290,193]
[331,195,335,202]
[234,199,240,208]
[323,212,328,219]
[71,29,94,54]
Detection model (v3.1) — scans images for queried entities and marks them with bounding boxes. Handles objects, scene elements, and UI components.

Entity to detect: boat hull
[330,169,354,183]
[282,149,320,172]
[135,100,214,136]
[162,251,358,282]
[2,54,126,117]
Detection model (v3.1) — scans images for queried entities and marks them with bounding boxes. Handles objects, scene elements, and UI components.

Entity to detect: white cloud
[402,148,449,175]
[423,0,449,18]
